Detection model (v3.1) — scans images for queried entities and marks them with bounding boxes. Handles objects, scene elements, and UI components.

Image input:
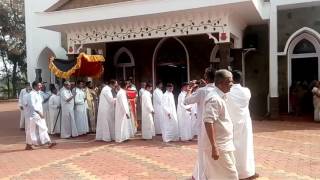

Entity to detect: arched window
[293,39,316,54]
[114,47,135,81]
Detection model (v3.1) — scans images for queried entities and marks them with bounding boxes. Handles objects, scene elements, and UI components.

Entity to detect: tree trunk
[1,55,10,99]
[12,61,18,98]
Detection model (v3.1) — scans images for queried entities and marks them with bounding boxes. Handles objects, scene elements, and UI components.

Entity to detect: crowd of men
[18,67,258,180]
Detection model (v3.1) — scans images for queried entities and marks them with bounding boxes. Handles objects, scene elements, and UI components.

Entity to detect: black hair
[204,67,215,83]
[166,83,174,88]
[232,70,242,84]
[32,81,41,89]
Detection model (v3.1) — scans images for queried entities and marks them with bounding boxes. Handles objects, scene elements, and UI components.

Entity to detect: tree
[0,0,26,98]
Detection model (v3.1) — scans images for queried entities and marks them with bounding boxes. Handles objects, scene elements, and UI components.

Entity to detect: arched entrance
[152,37,189,94]
[114,47,135,81]
[288,32,320,113]
[37,47,55,84]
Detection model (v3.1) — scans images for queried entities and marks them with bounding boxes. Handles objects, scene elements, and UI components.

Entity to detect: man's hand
[186,108,192,112]
[168,114,171,119]
[212,146,219,160]
[39,113,44,119]
[126,114,130,119]
[20,106,23,110]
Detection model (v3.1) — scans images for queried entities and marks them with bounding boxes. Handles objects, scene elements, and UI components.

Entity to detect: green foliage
[0,0,26,99]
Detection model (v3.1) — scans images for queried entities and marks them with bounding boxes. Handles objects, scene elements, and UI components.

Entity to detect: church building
[25,0,320,118]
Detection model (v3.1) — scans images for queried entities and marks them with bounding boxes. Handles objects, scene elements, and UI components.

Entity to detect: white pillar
[269,3,278,98]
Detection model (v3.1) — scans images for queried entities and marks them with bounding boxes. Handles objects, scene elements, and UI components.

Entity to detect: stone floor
[0,102,320,180]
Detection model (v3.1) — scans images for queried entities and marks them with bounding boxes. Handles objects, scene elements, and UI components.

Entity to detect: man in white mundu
[18,82,31,129]
[115,82,132,143]
[60,81,78,138]
[141,83,155,140]
[161,83,179,142]
[48,87,61,134]
[73,81,89,135]
[198,69,238,180]
[25,81,56,150]
[153,81,164,135]
[177,82,193,141]
[184,67,215,179]
[227,70,257,179]
[96,80,118,142]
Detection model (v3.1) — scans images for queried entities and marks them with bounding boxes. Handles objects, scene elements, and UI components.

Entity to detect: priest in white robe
[60,81,78,138]
[115,82,132,143]
[25,81,56,150]
[41,86,51,133]
[312,81,320,122]
[177,82,193,141]
[18,82,30,129]
[226,70,257,179]
[48,87,61,134]
[73,81,89,135]
[96,80,118,142]
[153,81,164,135]
[198,69,238,180]
[161,83,179,142]
[141,83,155,140]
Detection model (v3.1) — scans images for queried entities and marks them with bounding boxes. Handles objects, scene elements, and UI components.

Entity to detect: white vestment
[25,90,51,145]
[312,87,320,122]
[227,84,255,179]
[161,91,179,142]
[48,94,61,134]
[96,85,115,142]
[141,91,155,139]
[74,88,89,135]
[115,89,132,143]
[191,103,198,136]
[198,87,238,180]
[153,88,164,134]
[177,91,193,141]
[18,88,27,129]
[184,83,215,178]
[41,91,51,133]
[60,87,78,138]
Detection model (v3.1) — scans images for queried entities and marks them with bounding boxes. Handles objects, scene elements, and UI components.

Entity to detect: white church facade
[25,0,320,117]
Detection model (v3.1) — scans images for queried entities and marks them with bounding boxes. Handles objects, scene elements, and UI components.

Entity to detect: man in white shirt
[96,80,118,141]
[18,82,31,130]
[177,82,193,141]
[25,81,56,150]
[60,81,78,138]
[73,81,89,136]
[184,67,215,179]
[141,83,155,140]
[161,83,179,142]
[153,81,164,135]
[227,70,258,179]
[198,69,238,180]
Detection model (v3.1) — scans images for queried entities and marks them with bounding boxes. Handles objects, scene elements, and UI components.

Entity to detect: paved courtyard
[0,102,320,180]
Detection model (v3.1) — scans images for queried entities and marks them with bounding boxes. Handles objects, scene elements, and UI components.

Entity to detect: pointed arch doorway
[114,47,135,81]
[152,37,189,96]
[288,32,320,113]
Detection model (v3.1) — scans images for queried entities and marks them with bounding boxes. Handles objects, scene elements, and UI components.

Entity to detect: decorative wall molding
[67,13,229,54]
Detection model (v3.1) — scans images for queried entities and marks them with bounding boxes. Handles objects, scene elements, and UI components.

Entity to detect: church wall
[98,34,215,90]
[278,6,320,52]
[243,24,269,117]
[57,0,134,11]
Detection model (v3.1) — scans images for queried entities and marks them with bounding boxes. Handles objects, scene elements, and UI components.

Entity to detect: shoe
[48,142,57,148]
[25,144,33,150]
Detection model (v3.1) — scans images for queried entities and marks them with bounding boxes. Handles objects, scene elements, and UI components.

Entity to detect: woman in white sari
[312,81,320,122]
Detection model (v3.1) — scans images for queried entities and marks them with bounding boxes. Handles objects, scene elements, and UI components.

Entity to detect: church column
[269,2,279,118]
[219,43,231,69]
